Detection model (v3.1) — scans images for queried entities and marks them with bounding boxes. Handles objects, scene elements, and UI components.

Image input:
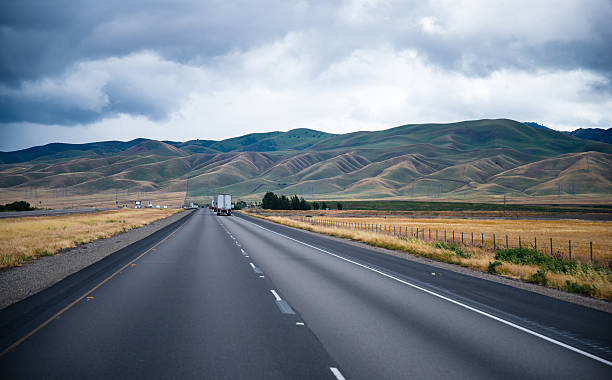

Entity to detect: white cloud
[3,40,609,151]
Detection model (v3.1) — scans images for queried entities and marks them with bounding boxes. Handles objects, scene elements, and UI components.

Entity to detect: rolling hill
[1,119,611,200]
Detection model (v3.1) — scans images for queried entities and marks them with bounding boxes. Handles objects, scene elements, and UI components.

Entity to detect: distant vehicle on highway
[216,194,233,216]
[135,200,142,209]
[147,200,153,208]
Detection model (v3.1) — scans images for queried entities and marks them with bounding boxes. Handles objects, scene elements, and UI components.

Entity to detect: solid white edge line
[270,289,282,301]
[330,367,346,380]
[240,217,612,367]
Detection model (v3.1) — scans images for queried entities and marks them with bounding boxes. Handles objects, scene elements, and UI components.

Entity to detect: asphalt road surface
[1,209,611,379]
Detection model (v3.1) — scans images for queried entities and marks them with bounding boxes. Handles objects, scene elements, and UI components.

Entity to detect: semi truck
[216,194,232,216]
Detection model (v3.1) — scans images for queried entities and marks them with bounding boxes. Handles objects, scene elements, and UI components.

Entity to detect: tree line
[261,192,342,210]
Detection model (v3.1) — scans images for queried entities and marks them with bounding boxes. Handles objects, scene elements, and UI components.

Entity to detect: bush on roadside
[494,247,579,274]
[526,269,548,286]
[488,261,502,274]
[565,281,597,296]
[435,241,471,258]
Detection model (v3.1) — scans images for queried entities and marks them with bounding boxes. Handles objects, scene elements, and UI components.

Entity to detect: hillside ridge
[1,119,611,199]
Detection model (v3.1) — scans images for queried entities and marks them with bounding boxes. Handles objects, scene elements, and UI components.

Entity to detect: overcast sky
[1,0,611,151]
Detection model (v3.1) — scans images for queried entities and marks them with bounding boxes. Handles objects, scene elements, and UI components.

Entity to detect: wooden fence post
[506,235,508,249]
[493,233,496,250]
[590,242,593,263]
[568,240,571,261]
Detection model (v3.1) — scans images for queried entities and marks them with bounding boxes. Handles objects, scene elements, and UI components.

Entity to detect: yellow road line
[0,222,186,357]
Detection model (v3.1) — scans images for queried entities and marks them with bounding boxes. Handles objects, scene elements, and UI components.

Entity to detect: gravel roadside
[0,209,193,310]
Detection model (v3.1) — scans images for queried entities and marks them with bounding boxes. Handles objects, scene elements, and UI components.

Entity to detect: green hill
[1,119,611,199]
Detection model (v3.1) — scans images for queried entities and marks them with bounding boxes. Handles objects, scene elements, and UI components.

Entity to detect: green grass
[322,200,612,213]
[434,241,471,258]
[565,281,597,296]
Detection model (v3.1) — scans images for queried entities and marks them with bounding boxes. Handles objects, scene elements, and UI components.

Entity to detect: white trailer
[216,194,232,216]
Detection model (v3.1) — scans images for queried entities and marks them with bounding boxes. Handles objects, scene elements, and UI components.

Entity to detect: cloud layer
[1,0,611,150]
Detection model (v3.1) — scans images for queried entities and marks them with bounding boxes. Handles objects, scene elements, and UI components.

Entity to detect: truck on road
[216,194,233,216]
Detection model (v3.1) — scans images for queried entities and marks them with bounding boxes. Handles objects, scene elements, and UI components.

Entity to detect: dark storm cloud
[0,0,331,85]
[0,0,611,128]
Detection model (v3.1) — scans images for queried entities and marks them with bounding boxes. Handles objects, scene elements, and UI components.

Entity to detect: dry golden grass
[249,213,612,300]
[0,208,181,268]
[286,215,612,265]
[0,189,186,210]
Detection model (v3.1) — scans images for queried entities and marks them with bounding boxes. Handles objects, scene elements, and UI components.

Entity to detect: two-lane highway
[1,208,611,379]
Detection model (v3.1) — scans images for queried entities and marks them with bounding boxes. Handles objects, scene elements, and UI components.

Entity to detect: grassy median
[0,208,181,268]
[247,213,612,301]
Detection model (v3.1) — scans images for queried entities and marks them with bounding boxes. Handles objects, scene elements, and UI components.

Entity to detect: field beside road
[0,189,186,211]
[0,208,181,268]
[248,213,612,300]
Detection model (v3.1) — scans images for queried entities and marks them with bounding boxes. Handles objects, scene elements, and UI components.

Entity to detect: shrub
[494,247,578,274]
[565,281,597,296]
[0,201,35,212]
[435,241,471,258]
[526,269,547,286]
[488,261,502,274]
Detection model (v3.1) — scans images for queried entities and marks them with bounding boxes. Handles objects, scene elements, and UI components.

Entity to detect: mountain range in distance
[1,119,611,200]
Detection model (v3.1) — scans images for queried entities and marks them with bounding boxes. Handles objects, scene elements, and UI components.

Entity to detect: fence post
[493,234,496,250]
[429,229,431,240]
[534,236,537,251]
[519,236,521,249]
[445,230,447,242]
[394,226,396,235]
[436,230,438,240]
[471,232,473,246]
[550,238,553,256]
[590,242,593,263]
[569,240,571,261]
[422,228,424,240]
[506,235,508,249]
[461,232,463,244]
[416,227,419,239]
[481,232,484,246]
[452,231,455,242]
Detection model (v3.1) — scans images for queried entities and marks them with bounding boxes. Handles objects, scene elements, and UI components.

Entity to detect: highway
[1,209,611,379]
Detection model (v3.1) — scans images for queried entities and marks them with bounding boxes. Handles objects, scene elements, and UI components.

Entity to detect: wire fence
[294,216,608,267]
